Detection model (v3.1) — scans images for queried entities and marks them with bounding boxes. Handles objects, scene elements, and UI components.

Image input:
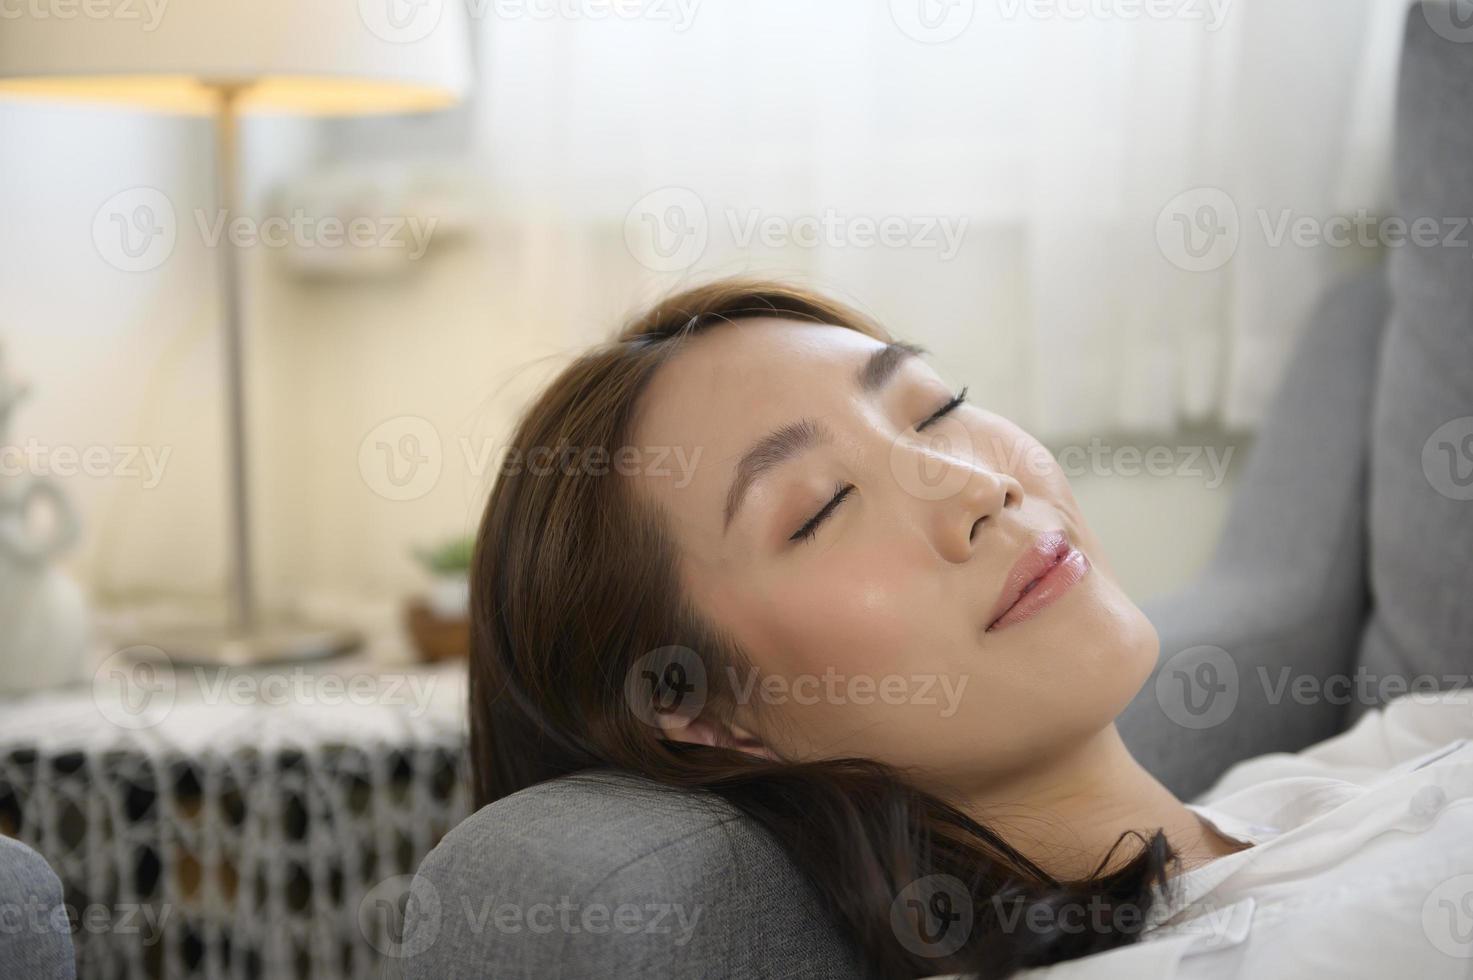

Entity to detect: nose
[934,462,1023,564]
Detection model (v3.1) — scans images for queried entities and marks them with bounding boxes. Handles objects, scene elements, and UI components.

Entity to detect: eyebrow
[721,341,928,532]
[858,340,927,392]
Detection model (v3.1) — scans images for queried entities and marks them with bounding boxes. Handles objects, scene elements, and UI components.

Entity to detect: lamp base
[129,620,363,667]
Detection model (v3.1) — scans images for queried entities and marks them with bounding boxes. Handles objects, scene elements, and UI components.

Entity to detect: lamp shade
[0,0,471,114]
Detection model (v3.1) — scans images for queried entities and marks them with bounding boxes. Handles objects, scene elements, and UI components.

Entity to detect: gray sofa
[0,834,76,979]
[404,6,1473,977]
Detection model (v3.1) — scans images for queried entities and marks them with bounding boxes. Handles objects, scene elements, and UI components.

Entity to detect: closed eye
[916,386,968,432]
[789,386,968,545]
[790,483,854,543]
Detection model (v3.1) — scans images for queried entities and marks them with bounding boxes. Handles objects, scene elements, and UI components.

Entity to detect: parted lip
[985,530,1078,632]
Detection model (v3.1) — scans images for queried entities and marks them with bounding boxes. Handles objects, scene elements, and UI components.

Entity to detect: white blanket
[928,689,1473,979]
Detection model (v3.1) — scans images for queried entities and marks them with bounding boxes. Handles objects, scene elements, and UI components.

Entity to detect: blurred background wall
[0,0,1409,640]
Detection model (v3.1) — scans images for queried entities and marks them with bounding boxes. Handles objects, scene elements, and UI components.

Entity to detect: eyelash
[788,386,969,543]
[917,385,968,432]
[790,482,854,543]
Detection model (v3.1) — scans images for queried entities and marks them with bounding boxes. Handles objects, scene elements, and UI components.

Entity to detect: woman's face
[630,317,1158,798]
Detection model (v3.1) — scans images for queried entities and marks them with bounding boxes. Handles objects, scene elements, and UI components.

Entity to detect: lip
[985,530,1090,633]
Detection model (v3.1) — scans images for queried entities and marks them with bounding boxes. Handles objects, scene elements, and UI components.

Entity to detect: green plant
[412,535,475,576]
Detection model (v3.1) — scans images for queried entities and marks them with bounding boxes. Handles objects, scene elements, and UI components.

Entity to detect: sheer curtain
[467,0,1409,439]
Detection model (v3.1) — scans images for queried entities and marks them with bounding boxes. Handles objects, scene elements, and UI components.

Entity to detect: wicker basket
[404,598,470,661]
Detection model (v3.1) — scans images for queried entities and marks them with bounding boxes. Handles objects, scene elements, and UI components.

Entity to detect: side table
[0,655,471,980]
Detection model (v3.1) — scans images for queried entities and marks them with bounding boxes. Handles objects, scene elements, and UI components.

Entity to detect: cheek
[693,547,975,760]
[723,549,921,681]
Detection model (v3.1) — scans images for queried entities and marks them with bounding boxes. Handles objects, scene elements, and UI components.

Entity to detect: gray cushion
[0,835,76,980]
[407,8,1473,976]
[406,258,1395,972]
[1118,264,1386,800]
[403,772,860,979]
[1353,3,1473,714]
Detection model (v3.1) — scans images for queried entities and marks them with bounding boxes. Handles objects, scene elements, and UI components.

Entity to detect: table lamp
[0,1,471,664]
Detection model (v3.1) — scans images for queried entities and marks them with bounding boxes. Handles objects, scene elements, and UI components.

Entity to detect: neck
[955,725,1244,881]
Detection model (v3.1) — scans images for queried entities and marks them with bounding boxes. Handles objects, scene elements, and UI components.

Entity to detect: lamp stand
[141,83,362,666]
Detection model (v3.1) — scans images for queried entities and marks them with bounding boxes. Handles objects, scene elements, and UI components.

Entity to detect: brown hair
[468,276,1174,978]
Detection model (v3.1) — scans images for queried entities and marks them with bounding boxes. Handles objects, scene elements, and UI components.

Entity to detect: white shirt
[1000,689,1473,979]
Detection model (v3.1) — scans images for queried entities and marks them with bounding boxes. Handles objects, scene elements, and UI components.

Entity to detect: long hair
[468,276,1176,978]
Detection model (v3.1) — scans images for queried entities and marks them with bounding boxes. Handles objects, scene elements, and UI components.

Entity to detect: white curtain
[467,0,1411,439]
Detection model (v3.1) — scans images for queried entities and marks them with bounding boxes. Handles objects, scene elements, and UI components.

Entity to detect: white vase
[0,478,91,695]
[426,574,469,620]
[0,566,91,695]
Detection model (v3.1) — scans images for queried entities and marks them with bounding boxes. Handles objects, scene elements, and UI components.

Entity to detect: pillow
[1353,3,1473,716]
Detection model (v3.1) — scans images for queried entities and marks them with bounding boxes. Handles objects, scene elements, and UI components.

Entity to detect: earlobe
[654,710,780,762]
[727,721,781,762]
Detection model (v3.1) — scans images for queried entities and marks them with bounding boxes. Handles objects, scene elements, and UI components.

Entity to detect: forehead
[628,317,887,523]
[632,316,882,447]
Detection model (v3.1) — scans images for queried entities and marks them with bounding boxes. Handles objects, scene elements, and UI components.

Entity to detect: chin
[1107,600,1160,704]
[1067,587,1160,713]
[1126,608,1161,682]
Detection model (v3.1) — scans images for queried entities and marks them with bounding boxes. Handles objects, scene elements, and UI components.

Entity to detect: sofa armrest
[0,836,75,980]
[398,773,860,979]
[1117,264,1389,800]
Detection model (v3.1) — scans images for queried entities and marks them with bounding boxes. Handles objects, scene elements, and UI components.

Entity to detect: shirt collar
[1141,803,1278,933]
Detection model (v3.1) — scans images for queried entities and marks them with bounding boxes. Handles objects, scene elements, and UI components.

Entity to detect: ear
[653,709,780,763]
